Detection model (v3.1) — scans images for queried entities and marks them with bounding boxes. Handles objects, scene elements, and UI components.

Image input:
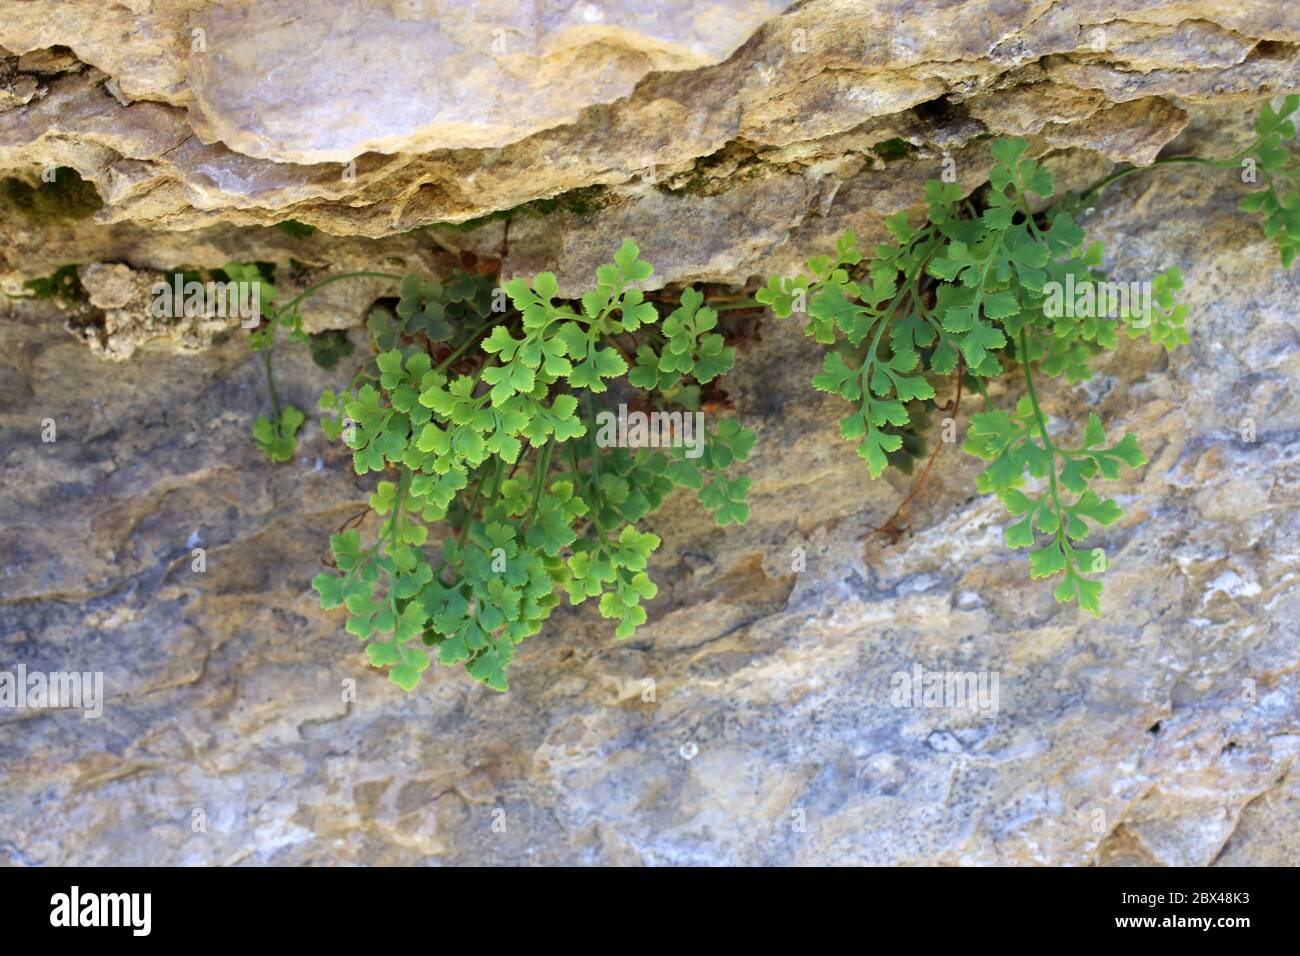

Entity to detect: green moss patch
[2,167,103,222]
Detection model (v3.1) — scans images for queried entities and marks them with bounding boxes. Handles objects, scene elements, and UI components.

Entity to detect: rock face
[0,2,1298,866]
[185,0,795,162]
[2,1,1299,291]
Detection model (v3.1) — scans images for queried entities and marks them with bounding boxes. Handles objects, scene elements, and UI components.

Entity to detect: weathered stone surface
[1,113,1297,864]
[0,1,197,105]
[1,0,1298,868]
[185,0,794,163]
[1038,96,1190,166]
[2,1,1299,295]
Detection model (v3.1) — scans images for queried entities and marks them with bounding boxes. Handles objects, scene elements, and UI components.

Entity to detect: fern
[240,99,1295,667]
[761,137,1188,615]
[305,242,753,691]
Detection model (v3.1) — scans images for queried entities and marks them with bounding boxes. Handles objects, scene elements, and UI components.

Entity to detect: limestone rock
[1038,97,1189,166]
[1,1,1298,295]
[0,0,1298,869]
[74,262,249,361]
[0,1,196,104]
[1,107,1297,864]
[185,0,794,163]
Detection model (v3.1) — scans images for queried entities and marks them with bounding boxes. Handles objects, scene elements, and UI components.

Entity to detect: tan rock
[0,2,1297,868]
[186,0,793,163]
[1040,96,1190,166]
[0,0,1297,299]
[76,261,240,360]
[1,117,1298,864]
[0,0,197,104]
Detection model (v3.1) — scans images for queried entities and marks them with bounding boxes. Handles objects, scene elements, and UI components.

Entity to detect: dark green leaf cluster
[629,287,736,391]
[307,329,354,370]
[369,271,497,348]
